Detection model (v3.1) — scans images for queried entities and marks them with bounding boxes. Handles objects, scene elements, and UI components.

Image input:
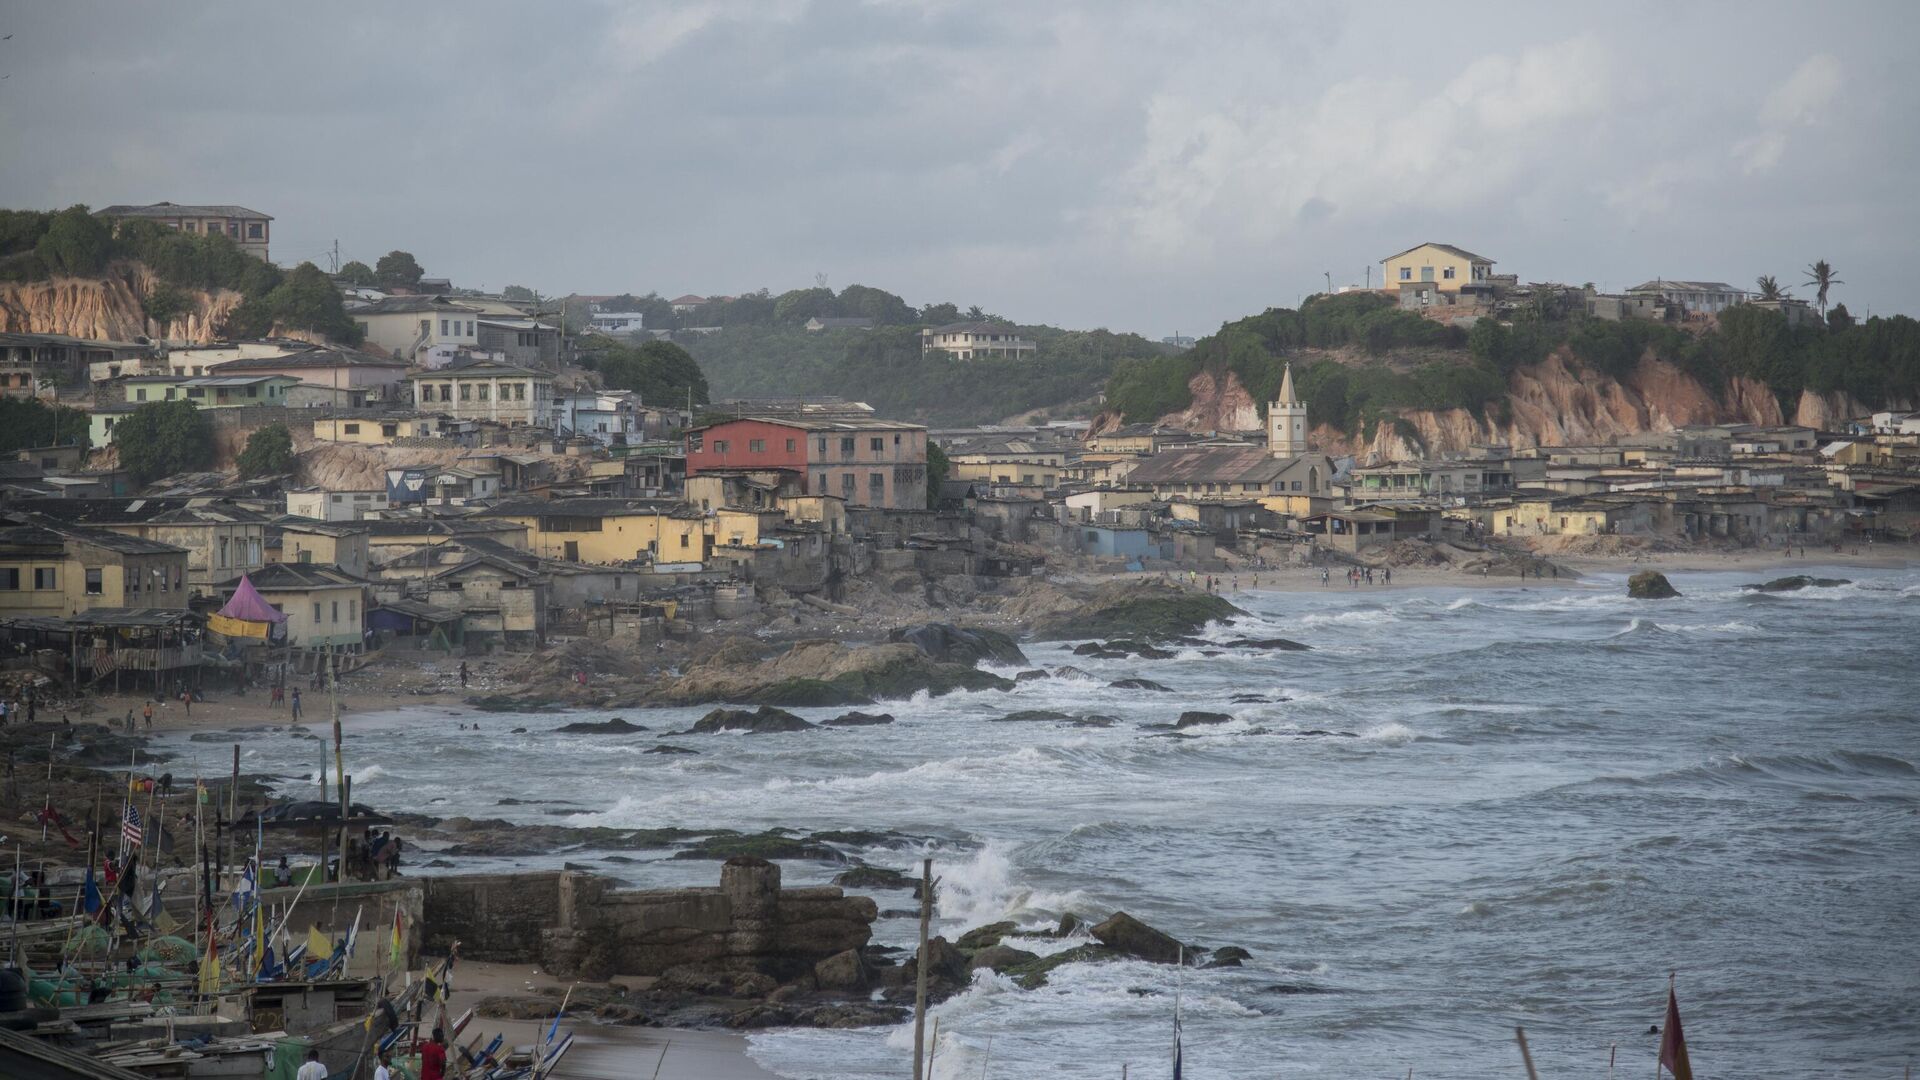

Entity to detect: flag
[390,908,404,968]
[1659,984,1694,1080]
[198,916,221,995]
[308,924,332,962]
[253,902,266,980]
[82,865,102,915]
[233,860,257,911]
[121,804,143,848]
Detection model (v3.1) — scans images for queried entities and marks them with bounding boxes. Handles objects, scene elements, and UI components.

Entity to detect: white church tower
[1267,362,1308,458]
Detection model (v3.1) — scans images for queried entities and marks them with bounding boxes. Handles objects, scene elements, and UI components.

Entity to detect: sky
[3,1,1916,336]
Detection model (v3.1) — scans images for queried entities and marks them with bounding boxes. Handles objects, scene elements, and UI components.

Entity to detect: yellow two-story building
[0,517,191,616]
[1381,243,1495,292]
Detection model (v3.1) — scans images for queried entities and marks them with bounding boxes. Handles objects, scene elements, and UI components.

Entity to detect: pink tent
[218,574,286,623]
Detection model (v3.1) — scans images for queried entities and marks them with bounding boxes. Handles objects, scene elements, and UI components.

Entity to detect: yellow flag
[253,904,265,978]
[308,925,332,961]
[198,934,220,995]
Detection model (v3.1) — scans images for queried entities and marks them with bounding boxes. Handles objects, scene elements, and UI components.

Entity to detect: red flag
[1659,984,1694,1080]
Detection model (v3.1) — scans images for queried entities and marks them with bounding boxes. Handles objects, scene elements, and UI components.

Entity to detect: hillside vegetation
[596,284,1170,426]
[1,205,360,344]
[1105,291,1920,433]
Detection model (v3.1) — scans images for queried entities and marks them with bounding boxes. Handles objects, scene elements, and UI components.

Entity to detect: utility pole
[912,857,934,1080]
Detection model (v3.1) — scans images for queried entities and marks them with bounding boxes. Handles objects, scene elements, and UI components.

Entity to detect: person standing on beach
[419,1028,447,1080]
[142,702,153,729]
[291,689,302,721]
[373,1050,393,1080]
[295,1048,328,1080]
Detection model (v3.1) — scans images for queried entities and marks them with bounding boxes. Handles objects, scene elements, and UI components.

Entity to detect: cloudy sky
[3,2,1914,334]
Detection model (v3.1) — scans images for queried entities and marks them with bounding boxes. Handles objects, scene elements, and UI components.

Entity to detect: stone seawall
[421,858,877,981]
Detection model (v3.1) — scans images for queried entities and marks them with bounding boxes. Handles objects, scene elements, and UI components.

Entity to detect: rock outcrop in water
[1627,571,1681,599]
[655,638,1014,706]
[1004,580,1240,641]
[886,623,1027,667]
[676,706,814,735]
[1743,575,1851,592]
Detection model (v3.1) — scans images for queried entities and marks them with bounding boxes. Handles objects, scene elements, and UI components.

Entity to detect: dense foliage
[375,250,425,289]
[0,397,91,452]
[1105,290,1920,430]
[338,260,377,286]
[925,443,950,508]
[236,423,295,478]
[683,323,1163,427]
[580,336,711,408]
[112,400,214,484]
[0,205,362,344]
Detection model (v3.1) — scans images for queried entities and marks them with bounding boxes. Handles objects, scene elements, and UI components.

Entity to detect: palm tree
[1803,260,1843,315]
[1755,275,1784,301]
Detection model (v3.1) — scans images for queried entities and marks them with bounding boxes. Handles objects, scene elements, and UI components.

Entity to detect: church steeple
[1268,362,1307,458]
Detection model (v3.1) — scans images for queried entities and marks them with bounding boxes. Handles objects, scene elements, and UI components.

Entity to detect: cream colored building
[407,360,552,425]
[352,296,483,361]
[312,415,437,445]
[0,518,191,617]
[1381,243,1494,292]
[919,320,1037,360]
[95,202,273,260]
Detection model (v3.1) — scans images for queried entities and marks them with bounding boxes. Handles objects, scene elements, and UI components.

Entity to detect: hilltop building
[95,202,273,261]
[1267,362,1308,458]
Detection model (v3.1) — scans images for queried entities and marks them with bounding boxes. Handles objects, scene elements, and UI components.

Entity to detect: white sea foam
[934,840,1089,930]
[1361,722,1418,746]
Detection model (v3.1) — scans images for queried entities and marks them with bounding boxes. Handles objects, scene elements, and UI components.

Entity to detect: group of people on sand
[1331,566,1391,587]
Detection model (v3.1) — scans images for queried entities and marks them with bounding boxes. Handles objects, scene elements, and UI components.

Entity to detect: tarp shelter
[208,573,286,640]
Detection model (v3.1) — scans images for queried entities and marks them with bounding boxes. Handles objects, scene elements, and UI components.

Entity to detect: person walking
[290,689,302,721]
[419,1028,448,1080]
[295,1048,329,1080]
[142,702,153,730]
[458,662,469,688]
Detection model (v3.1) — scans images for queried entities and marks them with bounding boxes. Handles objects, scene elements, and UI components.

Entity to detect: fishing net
[68,924,113,959]
[140,935,199,966]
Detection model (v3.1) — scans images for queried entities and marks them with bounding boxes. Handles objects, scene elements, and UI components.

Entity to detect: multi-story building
[0,515,191,616]
[1381,243,1495,292]
[919,321,1037,360]
[406,359,553,425]
[684,416,929,509]
[95,203,273,261]
[7,498,268,593]
[350,296,484,361]
[1625,280,1750,316]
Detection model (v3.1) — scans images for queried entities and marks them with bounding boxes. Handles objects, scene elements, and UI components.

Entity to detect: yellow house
[1491,496,1622,536]
[312,415,438,445]
[476,498,710,564]
[269,521,371,578]
[1381,243,1494,292]
[0,518,191,617]
[223,563,369,649]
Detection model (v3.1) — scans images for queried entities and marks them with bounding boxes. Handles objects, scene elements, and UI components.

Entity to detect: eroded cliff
[0,264,239,342]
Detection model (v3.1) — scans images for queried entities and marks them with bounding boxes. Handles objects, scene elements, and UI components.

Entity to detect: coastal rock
[1175,711,1233,729]
[1205,945,1253,968]
[813,949,870,992]
[670,832,845,862]
[1100,640,1178,660]
[644,745,699,754]
[1013,669,1051,682]
[680,706,814,735]
[968,944,1041,974]
[820,711,895,727]
[476,995,557,1020]
[1109,678,1172,692]
[1056,913,1081,937]
[992,709,1075,723]
[831,866,922,896]
[1090,912,1187,965]
[1627,571,1681,599]
[956,921,1017,952]
[1072,714,1119,727]
[1221,637,1311,651]
[1003,943,1123,989]
[656,639,1014,707]
[1029,582,1240,642]
[553,717,649,734]
[887,623,1028,667]
[1743,575,1851,592]
[1050,666,1094,680]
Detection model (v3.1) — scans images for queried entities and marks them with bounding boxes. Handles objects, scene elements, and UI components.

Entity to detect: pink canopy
[218,574,287,623]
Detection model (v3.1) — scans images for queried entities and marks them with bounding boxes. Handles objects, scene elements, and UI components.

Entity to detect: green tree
[590,337,710,406]
[1826,302,1855,331]
[1755,275,1784,301]
[836,284,915,325]
[0,397,91,452]
[1802,260,1843,316]
[772,287,834,324]
[925,442,950,508]
[502,284,537,302]
[35,205,113,276]
[142,282,192,328]
[338,260,377,286]
[236,423,295,477]
[375,250,426,289]
[228,262,363,343]
[112,400,214,484]
[918,301,960,325]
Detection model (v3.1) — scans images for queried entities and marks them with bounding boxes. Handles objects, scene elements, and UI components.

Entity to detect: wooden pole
[979,1035,991,1080]
[1515,1027,1540,1080]
[912,857,933,1080]
[926,1015,941,1077]
[227,744,239,875]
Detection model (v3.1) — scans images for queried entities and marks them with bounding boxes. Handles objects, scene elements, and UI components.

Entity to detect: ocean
[147,566,1920,1078]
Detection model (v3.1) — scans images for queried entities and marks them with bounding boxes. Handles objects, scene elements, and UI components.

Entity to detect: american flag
[121,803,143,848]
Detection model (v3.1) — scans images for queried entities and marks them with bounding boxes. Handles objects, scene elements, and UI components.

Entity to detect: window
[349,599,356,620]
[713,439,730,454]
[227,222,239,237]
[441,319,450,336]
[460,383,472,401]
[439,384,452,401]
[418,385,433,402]
[894,434,902,446]
[478,384,490,401]
[870,473,885,496]
[840,437,855,456]
[749,439,766,453]
[183,221,197,233]
[381,423,397,437]
[870,437,884,452]
[313,602,322,622]
[514,383,526,400]
[219,537,229,567]
[135,388,147,402]
[343,423,360,435]
[247,222,263,239]
[332,600,340,622]
[785,439,795,452]
[1443,267,1456,280]
[85,568,102,595]
[841,472,855,494]
[1291,481,1302,491]
[0,569,16,590]
[817,438,828,453]
[1399,267,1411,281]
[466,321,475,336]
[679,533,689,548]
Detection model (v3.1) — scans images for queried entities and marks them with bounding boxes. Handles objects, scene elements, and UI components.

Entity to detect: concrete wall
[421,859,877,982]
